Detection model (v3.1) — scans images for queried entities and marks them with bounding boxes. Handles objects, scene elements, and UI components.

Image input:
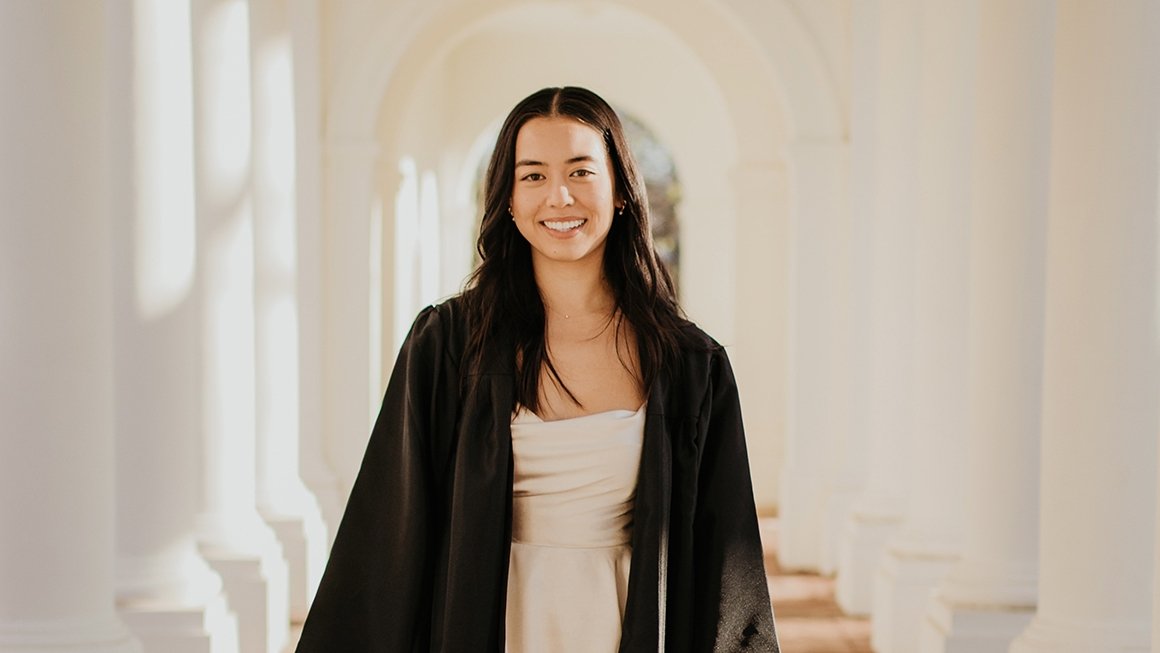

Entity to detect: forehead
[514,117,607,162]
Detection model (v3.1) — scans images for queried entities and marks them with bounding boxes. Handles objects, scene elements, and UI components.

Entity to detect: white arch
[325,0,845,146]
[318,0,846,510]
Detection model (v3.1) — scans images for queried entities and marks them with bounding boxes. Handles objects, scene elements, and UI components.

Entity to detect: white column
[1010,2,1160,652]
[0,3,139,652]
[806,144,861,579]
[921,2,1053,651]
[731,159,790,521]
[323,139,381,513]
[872,3,976,651]
[191,2,289,652]
[249,0,328,623]
[391,156,421,354]
[288,0,343,554]
[108,2,239,651]
[837,0,919,616]
[780,143,853,574]
[375,159,405,391]
[834,0,879,604]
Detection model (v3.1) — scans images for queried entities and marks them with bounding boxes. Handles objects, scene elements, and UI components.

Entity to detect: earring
[617,205,625,216]
[508,205,514,220]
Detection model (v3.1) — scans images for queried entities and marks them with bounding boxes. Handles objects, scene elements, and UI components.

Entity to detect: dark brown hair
[464,86,690,412]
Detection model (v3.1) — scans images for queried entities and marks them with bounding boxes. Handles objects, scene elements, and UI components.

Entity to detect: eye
[571,169,595,178]
[520,172,545,182]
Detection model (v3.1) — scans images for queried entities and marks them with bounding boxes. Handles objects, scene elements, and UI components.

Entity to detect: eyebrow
[514,155,598,168]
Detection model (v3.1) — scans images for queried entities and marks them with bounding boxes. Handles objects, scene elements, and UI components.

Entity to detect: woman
[296,86,778,652]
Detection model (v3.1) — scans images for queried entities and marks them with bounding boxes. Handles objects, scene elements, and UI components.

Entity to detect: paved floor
[762,518,874,653]
[284,517,873,652]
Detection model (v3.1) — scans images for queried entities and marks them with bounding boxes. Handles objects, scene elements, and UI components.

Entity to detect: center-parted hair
[464,86,692,412]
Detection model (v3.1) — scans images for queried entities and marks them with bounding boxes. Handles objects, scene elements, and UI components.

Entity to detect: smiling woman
[295,87,779,653]
[473,107,683,298]
[510,116,622,266]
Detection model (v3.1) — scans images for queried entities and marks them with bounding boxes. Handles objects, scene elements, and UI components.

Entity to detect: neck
[532,255,614,319]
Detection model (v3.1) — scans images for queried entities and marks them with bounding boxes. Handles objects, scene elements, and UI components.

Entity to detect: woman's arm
[296,305,446,652]
[691,347,780,652]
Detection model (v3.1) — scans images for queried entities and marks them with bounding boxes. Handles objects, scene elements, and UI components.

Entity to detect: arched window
[618,111,681,295]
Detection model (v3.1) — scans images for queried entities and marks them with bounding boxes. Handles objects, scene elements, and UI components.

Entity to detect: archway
[318,0,846,519]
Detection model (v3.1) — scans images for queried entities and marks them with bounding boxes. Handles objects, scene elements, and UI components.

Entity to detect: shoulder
[675,319,722,350]
[403,292,474,360]
[672,319,729,366]
[662,320,736,401]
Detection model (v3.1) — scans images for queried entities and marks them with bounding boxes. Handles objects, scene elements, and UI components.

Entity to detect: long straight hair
[464,86,690,413]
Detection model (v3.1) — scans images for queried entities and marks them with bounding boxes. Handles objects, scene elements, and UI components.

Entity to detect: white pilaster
[191,2,289,652]
[249,0,328,624]
[837,0,919,616]
[872,3,976,651]
[288,0,342,554]
[833,0,880,607]
[731,159,790,524]
[108,2,239,651]
[921,2,1054,651]
[780,143,852,574]
[323,139,381,514]
[0,3,139,652]
[1010,2,1160,652]
[372,161,399,394]
[817,197,866,577]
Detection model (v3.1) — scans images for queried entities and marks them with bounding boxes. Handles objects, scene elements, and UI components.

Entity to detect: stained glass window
[618,110,681,296]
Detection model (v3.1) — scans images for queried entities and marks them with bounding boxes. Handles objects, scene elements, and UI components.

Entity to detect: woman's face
[510,116,619,268]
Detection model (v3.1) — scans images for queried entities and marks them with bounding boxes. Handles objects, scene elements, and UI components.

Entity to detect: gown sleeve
[296,305,447,652]
[692,346,781,652]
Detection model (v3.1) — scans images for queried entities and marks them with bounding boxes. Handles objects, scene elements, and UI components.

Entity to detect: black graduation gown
[296,294,779,652]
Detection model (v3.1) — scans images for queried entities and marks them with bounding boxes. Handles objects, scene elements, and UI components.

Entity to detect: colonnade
[782,1,1160,652]
[3,1,1160,653]
[1,2,328,652]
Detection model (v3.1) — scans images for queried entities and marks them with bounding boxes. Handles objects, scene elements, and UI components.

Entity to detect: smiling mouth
[542,219,586,232]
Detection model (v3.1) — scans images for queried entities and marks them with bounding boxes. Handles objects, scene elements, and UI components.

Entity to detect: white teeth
[544,219,585,232]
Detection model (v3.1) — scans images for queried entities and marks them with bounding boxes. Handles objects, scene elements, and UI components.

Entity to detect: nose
[547,183,574,207]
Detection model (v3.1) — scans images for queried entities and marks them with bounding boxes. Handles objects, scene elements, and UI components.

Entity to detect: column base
[117,545,227,608]
[835,509,902,615]
[117,546,239,653]
[918,592,1034,653]
[199,513,291,653]
[0,617,142,653]
[264,509,327,622]
[1010,615,1150,653]
[820,486,860,576]
[775,466,825,572]
[202,549,289,653]
[871,544,957,653]
[302,464,343,550]
[120,594,239,653]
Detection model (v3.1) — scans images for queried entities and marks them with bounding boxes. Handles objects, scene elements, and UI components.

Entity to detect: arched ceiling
[324,0,846,156]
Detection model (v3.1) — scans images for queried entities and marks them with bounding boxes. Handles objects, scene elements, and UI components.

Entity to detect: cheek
[596,181,617,209]
[511,189,535,215]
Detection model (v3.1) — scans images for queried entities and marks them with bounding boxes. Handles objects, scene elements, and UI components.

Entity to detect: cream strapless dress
[505,404,646,653]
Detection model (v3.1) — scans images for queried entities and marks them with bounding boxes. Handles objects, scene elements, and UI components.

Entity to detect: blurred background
[1,1,1157,652]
